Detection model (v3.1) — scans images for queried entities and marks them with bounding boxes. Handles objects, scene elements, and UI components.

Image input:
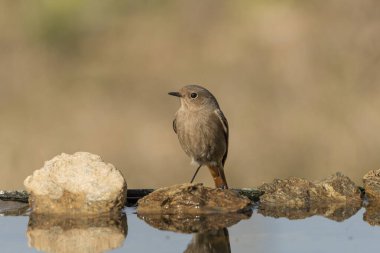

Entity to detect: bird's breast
[175,110,226,164]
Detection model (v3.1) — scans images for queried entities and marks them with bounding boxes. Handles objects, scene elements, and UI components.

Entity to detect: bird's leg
[190,165,202,183]
[208,165,229,189]
[216,167,228,189]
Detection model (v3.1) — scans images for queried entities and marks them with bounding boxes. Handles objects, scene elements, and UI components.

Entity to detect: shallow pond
[0,203,379,253]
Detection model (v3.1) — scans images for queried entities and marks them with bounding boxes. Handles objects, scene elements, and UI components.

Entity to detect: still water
[0,205,379,253]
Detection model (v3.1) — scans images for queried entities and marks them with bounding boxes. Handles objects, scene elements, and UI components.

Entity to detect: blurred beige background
[1,0,379,189]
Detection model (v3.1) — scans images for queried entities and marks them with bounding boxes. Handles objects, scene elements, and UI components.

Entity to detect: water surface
[1,206,379,253]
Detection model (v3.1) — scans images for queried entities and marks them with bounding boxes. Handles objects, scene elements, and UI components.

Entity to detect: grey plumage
[169,85,229,189]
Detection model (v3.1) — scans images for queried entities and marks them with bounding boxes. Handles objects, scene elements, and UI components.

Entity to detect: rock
[258,172,361,208]
[311,172,361,202]
[27,213,127,253]
[137,183,252,215]
[363,169,380,202]
[137,183,252,233]
[138,212,251,233]
[235,188,264,202]
[24,152,127,214]
[0,190,28,203]
[258,178,313,207]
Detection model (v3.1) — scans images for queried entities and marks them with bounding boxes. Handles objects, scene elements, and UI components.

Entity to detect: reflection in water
[0,200,29,216]
[138,211,251,233]
[27,212,127,253]
[259,202,361,221]
[139,212,250,253]
[364,204,380,226]
[184,228,231,253]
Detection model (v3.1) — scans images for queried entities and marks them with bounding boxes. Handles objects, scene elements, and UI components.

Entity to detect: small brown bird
[168,85,229,189]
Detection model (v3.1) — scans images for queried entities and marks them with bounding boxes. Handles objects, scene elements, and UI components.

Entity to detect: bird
[168,85,229,189]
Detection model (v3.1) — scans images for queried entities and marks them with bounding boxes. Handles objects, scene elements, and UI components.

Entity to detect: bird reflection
[138,212,251,253]
[184,228,231,253]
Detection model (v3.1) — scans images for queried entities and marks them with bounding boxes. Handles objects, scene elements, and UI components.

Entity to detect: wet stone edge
[0,188,263,205]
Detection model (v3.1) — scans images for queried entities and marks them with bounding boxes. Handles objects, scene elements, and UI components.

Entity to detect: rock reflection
[138,211,251,233]
[139,212,251,253]
[364,204,380,226]
[0,200,29,216]
[259,202,361,221]
[27,212,127,253]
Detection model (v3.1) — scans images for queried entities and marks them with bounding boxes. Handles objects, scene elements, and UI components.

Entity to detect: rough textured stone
[137,183,252,215]
[235,188,264,202]
[258,172,361,207]
[27,213,127,253]
[24,152,127,214]
[138,212,251,233]
[312,172,361,202]
[258,178,313,207]
[0,190,28,203]
[363,169,380,202]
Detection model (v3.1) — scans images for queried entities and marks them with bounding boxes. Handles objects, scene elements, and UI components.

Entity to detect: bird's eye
[190,93,198,99]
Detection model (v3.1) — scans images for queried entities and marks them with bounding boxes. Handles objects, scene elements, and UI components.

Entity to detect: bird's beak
[168,91,182,97]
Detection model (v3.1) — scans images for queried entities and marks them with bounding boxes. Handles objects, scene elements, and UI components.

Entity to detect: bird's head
[168,85,219,111]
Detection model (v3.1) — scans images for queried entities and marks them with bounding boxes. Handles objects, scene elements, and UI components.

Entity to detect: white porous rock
[24,152,127,214]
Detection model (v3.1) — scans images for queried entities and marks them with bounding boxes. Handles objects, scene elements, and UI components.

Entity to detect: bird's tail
[207,165,228,189]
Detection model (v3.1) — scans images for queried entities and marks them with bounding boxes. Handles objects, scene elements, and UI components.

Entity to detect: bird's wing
[214,109,229,166]
[172,117,177,134]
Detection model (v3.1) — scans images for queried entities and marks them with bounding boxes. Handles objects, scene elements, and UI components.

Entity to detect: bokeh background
[1,0,379,189]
